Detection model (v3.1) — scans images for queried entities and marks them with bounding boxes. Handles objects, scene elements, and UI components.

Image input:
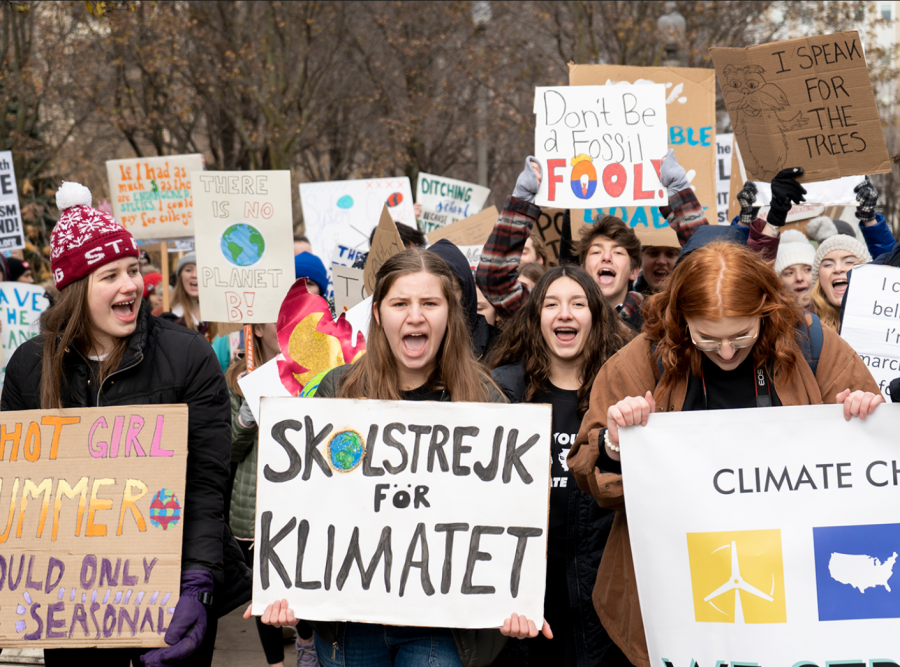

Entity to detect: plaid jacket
[659,188,708,246]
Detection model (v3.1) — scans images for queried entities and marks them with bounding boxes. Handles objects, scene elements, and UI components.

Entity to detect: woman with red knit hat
[1,182,249,667]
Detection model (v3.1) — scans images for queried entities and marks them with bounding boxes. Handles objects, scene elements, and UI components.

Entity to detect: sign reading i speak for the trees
[191,171,295,323]
[252,397,551,628]
[0,405,187,648]
[533,85,668,209]
[711,31,891,183]
[106,155,204,239]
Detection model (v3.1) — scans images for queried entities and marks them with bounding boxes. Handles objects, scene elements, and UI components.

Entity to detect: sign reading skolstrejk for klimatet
[252,397,552,629]
[0,151,24,250]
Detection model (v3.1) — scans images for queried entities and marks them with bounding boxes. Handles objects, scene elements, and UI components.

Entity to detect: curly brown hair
[489,265,632,414]
[574,215,641,270]
[643,242,807,395]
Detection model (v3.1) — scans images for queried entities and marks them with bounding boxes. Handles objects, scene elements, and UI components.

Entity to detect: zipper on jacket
[96,354,143,406]
[332,642,338,659]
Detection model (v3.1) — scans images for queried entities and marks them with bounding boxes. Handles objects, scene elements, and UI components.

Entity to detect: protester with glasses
[566,241,881,667]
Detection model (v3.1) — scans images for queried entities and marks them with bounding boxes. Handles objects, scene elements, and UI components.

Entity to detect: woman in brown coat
[567,241,882,667]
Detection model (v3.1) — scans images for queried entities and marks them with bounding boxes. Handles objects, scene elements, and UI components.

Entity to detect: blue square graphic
[813,523,900,621]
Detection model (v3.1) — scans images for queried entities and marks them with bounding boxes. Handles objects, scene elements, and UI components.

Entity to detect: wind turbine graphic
[704,541,774,623]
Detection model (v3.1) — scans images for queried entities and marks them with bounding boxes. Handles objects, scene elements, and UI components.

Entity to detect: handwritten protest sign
[252,397,551,628]
[106,155,204,239]
[534,85,668,209]
[532,208,589,264]
[300,178,415,278]
[191,171,294,323]
[364,206,405,295]
[620,404,900,666]
[0,405,187,648]
[716,133,733,223]
[569,65,716,228]
[426,206,498,247]
[840,264,900,400]
[0,152,24,250]
[332,263,366,315]
[0,282,48,388]
[711,31,891,183]
[416,173,490,234]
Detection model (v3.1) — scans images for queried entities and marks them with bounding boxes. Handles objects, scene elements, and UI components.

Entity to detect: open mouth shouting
[402,332,428,359]
[112,298,138,323]
[596,267,617,286]
[831,276,849,297]
[554,326,579,345]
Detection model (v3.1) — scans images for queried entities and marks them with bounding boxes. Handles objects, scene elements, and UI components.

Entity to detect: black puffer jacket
[1,303,252,615]
[490,363,616,667]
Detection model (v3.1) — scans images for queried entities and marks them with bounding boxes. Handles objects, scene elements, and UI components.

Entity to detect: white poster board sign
[0,282,47,387]
[533,85,668,209]
[238,357,292,423]
[0,152,24,250]
[716,133,733,224]
[191,171,295,323]
[841,263,900,400]
[252,397,552,628]
[455,245,482,273]
[620,404,900,667]
[107,154,204,239]
[300,178,415,280]
[331,263,366,315]
[416,173,490,234]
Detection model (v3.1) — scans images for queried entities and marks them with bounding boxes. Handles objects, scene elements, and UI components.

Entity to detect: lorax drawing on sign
[722,64,809,180]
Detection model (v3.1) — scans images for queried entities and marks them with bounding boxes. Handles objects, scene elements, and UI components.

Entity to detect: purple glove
[141,570,213,667]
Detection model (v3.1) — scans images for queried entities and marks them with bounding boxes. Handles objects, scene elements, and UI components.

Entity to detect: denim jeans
[314,622,463,667]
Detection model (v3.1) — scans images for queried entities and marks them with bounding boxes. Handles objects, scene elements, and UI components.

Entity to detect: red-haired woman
[567,241,882,667]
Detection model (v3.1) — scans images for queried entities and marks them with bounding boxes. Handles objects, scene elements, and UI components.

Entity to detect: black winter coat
[490,363,617,667]
[1,304,252,616]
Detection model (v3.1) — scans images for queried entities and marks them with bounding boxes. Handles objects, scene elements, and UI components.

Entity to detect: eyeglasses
[688,326,759,352]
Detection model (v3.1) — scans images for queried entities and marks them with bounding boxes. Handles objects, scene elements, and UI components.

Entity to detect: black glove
[736,182,758,225]
[558,209,577,265]
[767,167,806,227]
[854,177,878,222]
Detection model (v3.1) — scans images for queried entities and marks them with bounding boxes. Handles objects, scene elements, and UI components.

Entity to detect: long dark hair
[39,276,130,409]
[338,248,499,402]
[489,265,632,414]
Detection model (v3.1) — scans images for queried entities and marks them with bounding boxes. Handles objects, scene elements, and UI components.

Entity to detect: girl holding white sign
[254,248,547,667]
[489,265,631,667]
[567,241,881,667]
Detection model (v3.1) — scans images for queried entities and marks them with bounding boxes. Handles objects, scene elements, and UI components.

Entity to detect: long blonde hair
[170,274,218,339]
[810,280,841,331]
[337,249,498,402]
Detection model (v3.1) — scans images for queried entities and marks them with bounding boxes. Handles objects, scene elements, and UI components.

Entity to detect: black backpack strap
[796,313,824,376]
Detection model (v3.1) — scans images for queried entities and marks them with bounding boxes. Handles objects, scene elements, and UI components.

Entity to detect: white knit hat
[812,234,872,285]
[774,230,816,276]
[805,216,838,244]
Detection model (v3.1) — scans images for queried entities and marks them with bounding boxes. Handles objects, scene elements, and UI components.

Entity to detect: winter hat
[51,181,138,289]
[774,230,816,276]
[175,251,196,278]
[294,252,328,293]
[812,234,871,286]
[7,257,30,282]
[805,216,838,244]
[142,272,162,299]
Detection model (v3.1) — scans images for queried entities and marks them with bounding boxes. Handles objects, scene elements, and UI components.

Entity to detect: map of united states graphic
[829,552,897,593]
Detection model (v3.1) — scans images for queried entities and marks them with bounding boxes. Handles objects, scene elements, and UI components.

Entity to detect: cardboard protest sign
[106,155,204,239]
[569,65,717,227]
[331,263,366,315]
[0,282,48,388]
[715,133,733,223]
[364,206,405,295]
[416,173,490,234]
[711,31,891,183]
[532,208,590,264]
[0,405,187,647]
[191,171,295,323]
[840,263,900,399]
[0,152,24,250]
[252,397,551,628]
[534,84,668,209]
[620,404,900,665]
[300,178,415,282]
[426,206,498,247]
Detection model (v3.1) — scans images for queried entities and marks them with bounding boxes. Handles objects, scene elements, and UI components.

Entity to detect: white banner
[416,173,490,234]
[0,152,24,250]
[621,404,900,666]
[252,397,551,628]
[0,282,47,387]
[533,85,668,209]
[191,171,295,323]
[716,133,733,224]
[841,263,900,400]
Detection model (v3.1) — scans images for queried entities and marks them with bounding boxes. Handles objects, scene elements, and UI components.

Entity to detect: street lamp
[657,2,686,67]
[472,1,491,187]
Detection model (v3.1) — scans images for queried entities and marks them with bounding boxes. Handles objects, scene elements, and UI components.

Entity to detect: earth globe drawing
[327,429,365,472]
[221,223,266,266]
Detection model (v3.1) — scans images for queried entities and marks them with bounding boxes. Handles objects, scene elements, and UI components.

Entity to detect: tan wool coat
[567,319,879,667]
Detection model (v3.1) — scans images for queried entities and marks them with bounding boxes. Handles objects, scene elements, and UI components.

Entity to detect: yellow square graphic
[686,529,787,624]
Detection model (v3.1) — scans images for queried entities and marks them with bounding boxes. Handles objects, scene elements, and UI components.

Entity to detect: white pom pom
[56,181,92,211]
[805,215,837,243]
[779,229,809,245]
